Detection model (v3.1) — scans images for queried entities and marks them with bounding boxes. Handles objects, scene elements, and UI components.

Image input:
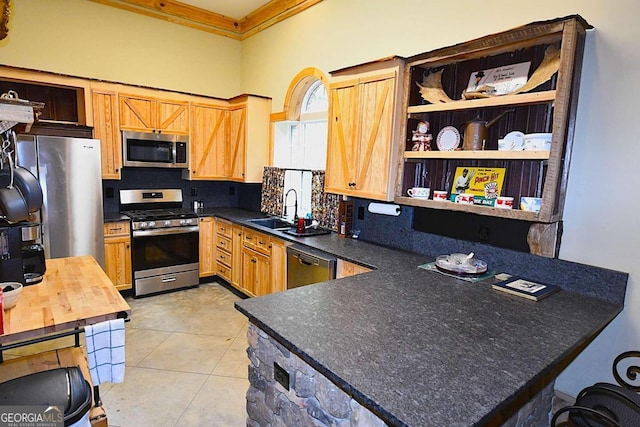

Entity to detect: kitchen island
[233,228,625,426]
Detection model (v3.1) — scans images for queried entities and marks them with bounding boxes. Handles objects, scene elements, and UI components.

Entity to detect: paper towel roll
[367,202,401,216]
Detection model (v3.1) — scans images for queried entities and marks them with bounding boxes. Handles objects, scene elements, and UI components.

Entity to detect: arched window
[273,74,328,170]
[271,68,329,221]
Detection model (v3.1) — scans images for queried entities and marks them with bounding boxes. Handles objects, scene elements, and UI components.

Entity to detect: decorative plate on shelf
[436,126,461,151]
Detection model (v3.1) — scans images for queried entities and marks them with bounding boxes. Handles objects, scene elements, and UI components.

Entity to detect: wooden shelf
[404,150,550,160]
[407,90,556,114]
[395,196,540,221]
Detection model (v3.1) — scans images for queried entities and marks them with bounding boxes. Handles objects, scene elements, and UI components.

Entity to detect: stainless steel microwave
[122,131,189,169]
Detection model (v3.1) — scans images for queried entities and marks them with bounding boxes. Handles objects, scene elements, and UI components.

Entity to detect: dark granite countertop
[193,208,624,426]
[104,212,130,223]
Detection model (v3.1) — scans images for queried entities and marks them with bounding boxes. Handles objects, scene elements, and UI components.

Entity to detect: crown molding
[91,0,323,40]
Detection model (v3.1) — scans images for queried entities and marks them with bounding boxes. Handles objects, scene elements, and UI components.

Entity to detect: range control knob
[164,220,171,227]
[138,222,147,229]
[148,221,156,228]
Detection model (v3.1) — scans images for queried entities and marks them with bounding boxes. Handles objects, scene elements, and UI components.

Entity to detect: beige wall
[0,0,241,97]
[241,0,582,110]
[242,0,640,399]
[2,0,639,399]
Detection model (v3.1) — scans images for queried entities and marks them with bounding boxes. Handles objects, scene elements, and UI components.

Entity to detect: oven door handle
[133,226,199,237]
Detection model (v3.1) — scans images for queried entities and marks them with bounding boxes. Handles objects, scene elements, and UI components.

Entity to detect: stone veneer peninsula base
[246,323,387,426]
[245,323,555,427]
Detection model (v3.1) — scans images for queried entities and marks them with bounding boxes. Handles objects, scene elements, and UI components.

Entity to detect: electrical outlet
[190,187,198,197]
[478,226,490,242]
[105,187,114,198]
[357,206,365,220]
[273,362,290,390]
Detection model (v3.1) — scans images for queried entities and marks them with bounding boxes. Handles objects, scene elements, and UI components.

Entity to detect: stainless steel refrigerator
[16,135,105,268]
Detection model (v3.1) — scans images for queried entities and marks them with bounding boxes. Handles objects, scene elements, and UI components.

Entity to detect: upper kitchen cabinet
[0,66,92,127]
[227,95,271,183]
[92,89,122,179]
[119,93,189,135]
[325,57,406,201]
[185,102,229,180]
[395,16,591,224]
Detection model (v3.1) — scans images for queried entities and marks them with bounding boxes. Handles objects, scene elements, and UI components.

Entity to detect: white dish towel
[84,318,125,385]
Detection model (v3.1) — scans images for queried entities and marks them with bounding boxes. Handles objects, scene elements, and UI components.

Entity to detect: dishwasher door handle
[296,253,319,266]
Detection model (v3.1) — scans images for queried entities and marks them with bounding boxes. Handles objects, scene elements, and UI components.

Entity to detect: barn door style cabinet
[325,57,406,201]
[394,16,591,249]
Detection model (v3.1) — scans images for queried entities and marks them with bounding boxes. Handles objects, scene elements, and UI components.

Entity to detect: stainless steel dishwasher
[286,245,336,289]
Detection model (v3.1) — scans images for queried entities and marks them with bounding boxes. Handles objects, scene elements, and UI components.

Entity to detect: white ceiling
[180,0,272,20]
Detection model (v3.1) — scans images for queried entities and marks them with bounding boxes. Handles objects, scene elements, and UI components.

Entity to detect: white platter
[436,126,461,151]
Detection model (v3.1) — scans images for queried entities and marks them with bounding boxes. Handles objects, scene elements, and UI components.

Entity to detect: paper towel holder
[367,202,402,216]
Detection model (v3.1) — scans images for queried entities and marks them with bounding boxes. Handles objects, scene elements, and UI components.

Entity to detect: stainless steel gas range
[120,189,199,297]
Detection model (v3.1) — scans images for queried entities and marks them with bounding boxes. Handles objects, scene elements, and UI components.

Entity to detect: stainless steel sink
[248,218,293,230]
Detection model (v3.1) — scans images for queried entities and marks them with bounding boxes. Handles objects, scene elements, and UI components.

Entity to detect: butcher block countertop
[1,256,131,345]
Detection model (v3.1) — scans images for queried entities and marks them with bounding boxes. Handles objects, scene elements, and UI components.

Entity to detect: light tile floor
[100,282,250,427]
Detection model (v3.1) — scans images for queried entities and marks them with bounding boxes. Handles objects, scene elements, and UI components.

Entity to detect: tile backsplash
[102,168,259,213]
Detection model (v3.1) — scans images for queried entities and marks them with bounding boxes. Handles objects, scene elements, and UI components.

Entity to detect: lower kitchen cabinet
[214,218,232,282]
[103,221,132,291]
[270,237,288,293]
[336,259,372,279]
[207,220,287,297]
[231,224,243,288]
[242,248,270,297]
[199,217,216,277]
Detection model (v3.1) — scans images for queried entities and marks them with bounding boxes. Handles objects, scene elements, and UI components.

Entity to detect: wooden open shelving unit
[394,16,591,227]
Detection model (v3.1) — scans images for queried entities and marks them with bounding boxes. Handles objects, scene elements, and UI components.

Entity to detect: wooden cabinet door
[242,247,270,297]
[253,252,271,297]
[241,248,257,296]
[354,74,395,199]
[189,104,228,179]
[199,217,216,277]
[92,90,122,179]
[104,236,132,291]
[270,238,287,293]
[231,224,243,288]
[227,104,246,181]
[336,259,372,279]
[119,94,156,131]
[325,80,361,193]
[157,99,189,135]
[103,221,132,291]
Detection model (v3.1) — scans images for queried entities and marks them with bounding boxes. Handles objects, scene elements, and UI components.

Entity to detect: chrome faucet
[284,188,298,221]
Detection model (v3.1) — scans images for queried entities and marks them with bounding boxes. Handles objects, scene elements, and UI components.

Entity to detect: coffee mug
[495,196,513,209]
[454,193,474,204]
[408,187,430,198]
[433,190,448,201]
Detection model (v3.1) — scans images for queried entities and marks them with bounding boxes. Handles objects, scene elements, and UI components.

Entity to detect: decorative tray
[434,254,488,276]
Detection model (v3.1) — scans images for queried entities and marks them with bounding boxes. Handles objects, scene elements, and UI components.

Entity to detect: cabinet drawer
[243,229,270,256]
[216,235,231,251]
[216,219,232,238]
[242,229,257,250]
[216,250,231,267]
[215,262,231,282]
[254,232,271,256]
[103,221,130,237]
